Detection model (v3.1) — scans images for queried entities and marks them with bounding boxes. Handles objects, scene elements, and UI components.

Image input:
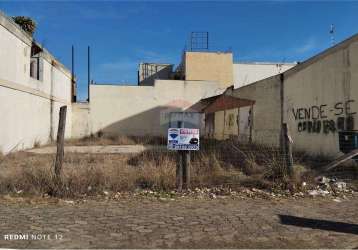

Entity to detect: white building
[0,11,75,154]
[233,62,296,88]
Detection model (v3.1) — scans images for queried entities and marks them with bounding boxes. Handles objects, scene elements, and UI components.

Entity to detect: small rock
[209,193,217,199]
[308,190,319,196]
[334,181,347,191]
[316,176,330,184]
[333,198,342,203]
[63,200,75,205]
[293,192,304,197]
[308,189,330,197]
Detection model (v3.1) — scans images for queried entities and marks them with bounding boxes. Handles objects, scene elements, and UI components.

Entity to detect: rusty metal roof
[196,94,255,114]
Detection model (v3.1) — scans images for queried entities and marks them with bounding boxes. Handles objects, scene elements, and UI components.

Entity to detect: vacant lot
[0,137,357,248]
[0,137,357,198]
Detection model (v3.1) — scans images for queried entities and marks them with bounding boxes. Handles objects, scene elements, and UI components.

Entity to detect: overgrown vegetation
[65,134,166,146]
[0,137,327,198]
[12,16,36,36]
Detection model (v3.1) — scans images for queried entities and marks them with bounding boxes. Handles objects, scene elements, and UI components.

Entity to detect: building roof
[195,94,255,113]
[234,61,297,65]
[228,32,358,92]
[283,32,358,78]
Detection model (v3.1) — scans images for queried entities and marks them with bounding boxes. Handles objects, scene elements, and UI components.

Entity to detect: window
[29,42,43,81]
[30,57,39,80]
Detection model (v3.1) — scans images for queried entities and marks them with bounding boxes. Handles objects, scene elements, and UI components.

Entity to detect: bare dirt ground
[0,195,357,249]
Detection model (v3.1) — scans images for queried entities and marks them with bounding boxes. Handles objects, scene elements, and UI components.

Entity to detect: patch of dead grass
[0,139,321,197]
[65,135,166,146]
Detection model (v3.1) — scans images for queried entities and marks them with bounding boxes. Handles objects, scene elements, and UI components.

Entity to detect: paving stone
[0,196,357,248]
[164,233,177,239]
[75,220,87,225]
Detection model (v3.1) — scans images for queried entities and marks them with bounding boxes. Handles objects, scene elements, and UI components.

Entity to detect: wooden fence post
[183,151,190,189]
[176,152,183,192]
[176,150,191,191]
[282,123,293,176]
[54,106,67,179]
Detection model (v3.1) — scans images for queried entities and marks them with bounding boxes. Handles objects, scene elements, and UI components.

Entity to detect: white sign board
[167,128,200,151]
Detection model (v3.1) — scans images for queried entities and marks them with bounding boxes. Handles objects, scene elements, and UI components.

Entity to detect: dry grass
[0,152,177,197]
[65,134,166,146]
[0,138,318,198]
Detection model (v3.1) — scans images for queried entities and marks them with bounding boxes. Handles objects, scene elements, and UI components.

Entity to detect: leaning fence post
[54,106,67,179]
[282,123,293,176]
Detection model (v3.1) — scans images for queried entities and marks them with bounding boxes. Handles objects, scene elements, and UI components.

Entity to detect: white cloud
[292,37,318,54]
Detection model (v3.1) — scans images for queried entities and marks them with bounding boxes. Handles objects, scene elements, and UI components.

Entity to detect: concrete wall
[227,75,282,146]
[233,62,295,89]
[76,80,222,137]
[223,35,358,157]
[0,11,73,154]
[138,63,173,86]
[284,36,358,157]
[71,103,90,139]
[184,52,233,89]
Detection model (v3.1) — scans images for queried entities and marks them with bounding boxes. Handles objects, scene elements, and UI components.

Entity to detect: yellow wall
[184,52,233,88]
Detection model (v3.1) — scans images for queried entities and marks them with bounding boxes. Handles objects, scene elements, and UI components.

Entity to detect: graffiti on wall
[292,100,356,134]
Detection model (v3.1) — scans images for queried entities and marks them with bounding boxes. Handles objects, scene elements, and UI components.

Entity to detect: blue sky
[1,1,358,100]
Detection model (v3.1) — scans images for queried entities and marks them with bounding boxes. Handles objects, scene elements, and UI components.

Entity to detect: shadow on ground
[279,214,358,235]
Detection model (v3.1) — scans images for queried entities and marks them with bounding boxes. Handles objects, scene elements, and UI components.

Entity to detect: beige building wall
[284,36,358,157]
[211,109,239,140]
[72,103,90,139]
[224,34,358,157]
[227,75,282,146]
[77,80,222,138]
[138,63,173,86]
[184,52,233,89]
[233,62,295,88]
[0,11,73,154]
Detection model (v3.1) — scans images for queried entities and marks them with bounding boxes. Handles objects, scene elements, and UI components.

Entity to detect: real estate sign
[167,128,200,151]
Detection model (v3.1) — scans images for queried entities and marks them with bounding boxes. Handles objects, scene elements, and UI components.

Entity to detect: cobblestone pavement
[0,195,358,249]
